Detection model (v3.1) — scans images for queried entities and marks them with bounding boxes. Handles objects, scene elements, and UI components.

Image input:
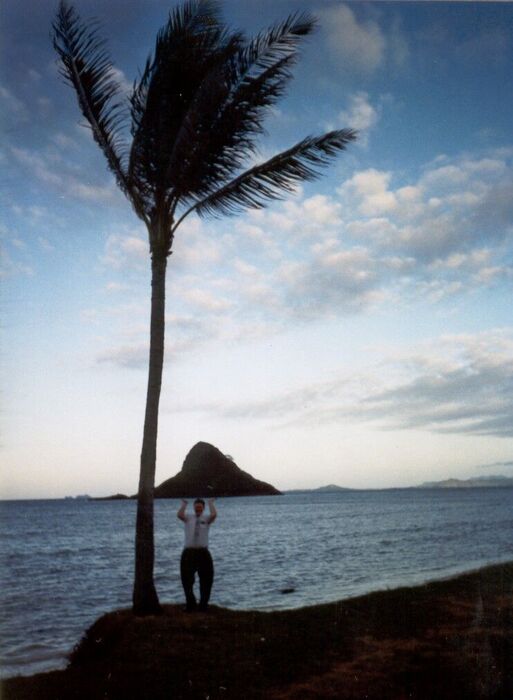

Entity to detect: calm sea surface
[1,489,512,678]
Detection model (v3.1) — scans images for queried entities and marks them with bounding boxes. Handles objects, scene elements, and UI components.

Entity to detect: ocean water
[1,489,512,679]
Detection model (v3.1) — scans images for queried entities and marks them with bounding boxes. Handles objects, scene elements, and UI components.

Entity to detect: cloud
[252,194,342,242]
[177,329,513,439]
[37,96,53,117]
[10,147,62,187]
[96,314,218,368]
[106,281,130,293]
[0,84,28,121]
[51,132,79,150]
[320,4,386,74]
[38,237,55,251]
[108,66,132,96]
[320,4,409,75]
[9,147,120,204]
[340,169,397,216]
[172,218,223,268]
[353,331,513,437]
[96,342,148,369]
[82,144,513,362]
[100,229,148,269]
[193,147,512,327]
[0,243,33,278]
[477,460,513,471]
[277,245,388,319]
[182,288,233,313]
[337,150,513,266]
[338,92,380,147]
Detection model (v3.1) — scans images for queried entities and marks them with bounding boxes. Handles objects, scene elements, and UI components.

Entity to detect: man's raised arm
[207,498,217,524]
[177,499,188,521]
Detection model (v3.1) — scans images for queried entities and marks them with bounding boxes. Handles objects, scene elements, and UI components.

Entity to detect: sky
[1,0,513,498]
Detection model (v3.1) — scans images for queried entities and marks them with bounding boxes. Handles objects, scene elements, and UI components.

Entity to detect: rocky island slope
[154,442,280,498]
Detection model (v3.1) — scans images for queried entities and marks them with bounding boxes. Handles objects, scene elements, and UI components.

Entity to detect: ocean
[1,488,512,679]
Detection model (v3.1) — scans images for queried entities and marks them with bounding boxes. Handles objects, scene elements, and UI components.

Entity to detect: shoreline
[2,560,512,699]
[3,483,513,502]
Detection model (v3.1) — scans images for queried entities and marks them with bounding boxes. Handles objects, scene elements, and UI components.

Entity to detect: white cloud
[108,66,132,96]
[320,4,386,74]
[254,194,342,242]
[182,288,233,313]
[174,147,510,328]
[181,329,513,439]
[338,92,379,147]
[11,147,62,187]
[0,84,28,120]
[0,248,33,278]
[96,342,148,369]
[106,281,130,293]
[10,147,119,204]
[339,169,397,216]
[320,4,409,75]
[37,97,53,117]
[172,218,223,268]
[96,314,219,368]
[38,237,55,251]
[101,229,148,269]
[77,146,513,345]
[68,181,118,202]
[339,150,513,264]
[353,330,513,437]
[277,244,387,319]
[301,194,342,226]
[51,132,79,150]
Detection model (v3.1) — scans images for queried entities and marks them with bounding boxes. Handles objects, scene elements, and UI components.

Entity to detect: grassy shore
[2,562,512,699]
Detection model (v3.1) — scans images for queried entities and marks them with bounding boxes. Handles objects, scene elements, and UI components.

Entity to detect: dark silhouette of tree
[52,0,356,615]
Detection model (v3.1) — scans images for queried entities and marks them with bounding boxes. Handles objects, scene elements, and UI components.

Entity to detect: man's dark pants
[180,547,214,610]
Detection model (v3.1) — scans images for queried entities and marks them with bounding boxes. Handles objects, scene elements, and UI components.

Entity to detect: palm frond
[128,0,238,215]
[165,13,316,203]
[239,12,315,76]
[188,129,357,219]
[52,1,135,207]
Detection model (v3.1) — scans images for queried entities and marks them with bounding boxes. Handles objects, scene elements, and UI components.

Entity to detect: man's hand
[177,499,188,521]
[207,498,217,523]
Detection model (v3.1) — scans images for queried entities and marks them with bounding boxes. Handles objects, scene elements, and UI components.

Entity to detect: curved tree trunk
[132,253,167,615]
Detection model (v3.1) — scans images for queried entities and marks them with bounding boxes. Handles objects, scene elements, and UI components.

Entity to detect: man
[177,497,217,611]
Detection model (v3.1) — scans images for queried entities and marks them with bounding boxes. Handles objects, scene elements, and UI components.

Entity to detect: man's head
[194,498,205,515]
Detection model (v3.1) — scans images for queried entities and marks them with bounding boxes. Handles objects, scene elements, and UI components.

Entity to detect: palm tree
[53,0,356,615]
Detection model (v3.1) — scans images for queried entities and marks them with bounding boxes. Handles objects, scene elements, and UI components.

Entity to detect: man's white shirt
[183,513,211,548]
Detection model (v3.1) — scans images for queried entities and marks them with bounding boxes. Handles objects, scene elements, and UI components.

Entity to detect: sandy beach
[2,560,511,699]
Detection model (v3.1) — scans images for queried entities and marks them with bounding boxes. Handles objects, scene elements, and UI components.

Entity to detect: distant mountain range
[418,475,513,489]
[285,476,513,493]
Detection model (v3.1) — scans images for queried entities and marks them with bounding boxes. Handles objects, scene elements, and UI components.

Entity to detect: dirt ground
[2,561,512,699]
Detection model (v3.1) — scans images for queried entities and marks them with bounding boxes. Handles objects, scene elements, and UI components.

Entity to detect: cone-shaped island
[154,442,280,498]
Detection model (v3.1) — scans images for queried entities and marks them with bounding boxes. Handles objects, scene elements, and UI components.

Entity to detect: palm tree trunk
[132,252,167,615]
